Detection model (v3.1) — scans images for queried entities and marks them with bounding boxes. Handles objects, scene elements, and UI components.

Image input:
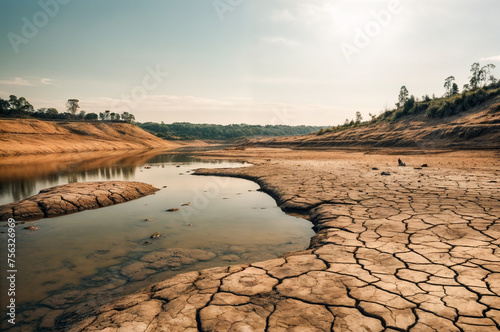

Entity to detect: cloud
[0,77,33,86]
[480,55,500,62]
[261,36,301,47]
[41,78,57,85]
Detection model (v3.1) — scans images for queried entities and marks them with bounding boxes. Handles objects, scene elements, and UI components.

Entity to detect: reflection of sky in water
[0,152,314,320]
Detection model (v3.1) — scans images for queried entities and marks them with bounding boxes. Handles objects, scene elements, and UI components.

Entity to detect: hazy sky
[0,0,499,125]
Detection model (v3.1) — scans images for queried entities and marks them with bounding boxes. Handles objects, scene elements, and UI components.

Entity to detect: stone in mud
[0,181,159,222]
[166,208,180,212]
[150,232,162,239]
[24,225,38,231]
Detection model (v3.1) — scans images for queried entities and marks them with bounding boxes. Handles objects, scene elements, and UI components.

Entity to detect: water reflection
[0,150,235,204]
[0,151,163,204]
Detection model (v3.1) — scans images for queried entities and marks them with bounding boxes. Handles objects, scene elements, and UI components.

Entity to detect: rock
[144,241,152,245]
[181,202,191,206]
[24,225,38,231]
[398,158,406,166]
[0,181,159,222]
[144,218,151,221]
[381,171,391,176]
[219,254,240,262]
[421,164,428,167]
[150,232,162,239]
[166,208,180,212]
[372,167,379,170]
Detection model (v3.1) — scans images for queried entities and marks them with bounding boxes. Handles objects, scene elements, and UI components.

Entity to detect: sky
[0,0,499,126]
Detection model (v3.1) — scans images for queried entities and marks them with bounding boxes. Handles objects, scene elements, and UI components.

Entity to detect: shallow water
[0,150,314,326]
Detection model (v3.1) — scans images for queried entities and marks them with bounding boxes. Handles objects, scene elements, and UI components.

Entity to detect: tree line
[0,96,135,123]
[138,122,326,140]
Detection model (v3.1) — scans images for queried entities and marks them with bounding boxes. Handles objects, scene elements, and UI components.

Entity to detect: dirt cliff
[0,119,179,156]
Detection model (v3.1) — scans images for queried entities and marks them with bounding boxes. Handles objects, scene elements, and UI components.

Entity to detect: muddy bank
[0,181,159,221]
[0,119,179,156]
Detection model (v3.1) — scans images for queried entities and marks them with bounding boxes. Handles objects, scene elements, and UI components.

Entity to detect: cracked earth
[56,150,500,331]
[0,181,159,221]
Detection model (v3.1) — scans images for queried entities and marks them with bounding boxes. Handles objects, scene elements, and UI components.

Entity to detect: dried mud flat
[0,181,159,221]
[22,149,500,331]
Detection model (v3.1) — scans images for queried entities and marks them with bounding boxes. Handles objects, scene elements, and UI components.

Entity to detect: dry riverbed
[12,148,500,331]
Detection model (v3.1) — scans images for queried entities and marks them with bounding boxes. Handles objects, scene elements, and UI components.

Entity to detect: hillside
[244,95,500,150]
[0,119,179,156]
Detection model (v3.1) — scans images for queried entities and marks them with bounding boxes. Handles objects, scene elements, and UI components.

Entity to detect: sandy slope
[247,96,500,150]
[0,119,179,156]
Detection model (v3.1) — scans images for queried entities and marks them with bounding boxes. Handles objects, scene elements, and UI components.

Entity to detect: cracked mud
[0,181,159,221]
[14,150,500,331]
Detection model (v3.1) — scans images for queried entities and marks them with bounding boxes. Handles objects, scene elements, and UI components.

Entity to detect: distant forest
[137,122,325,140]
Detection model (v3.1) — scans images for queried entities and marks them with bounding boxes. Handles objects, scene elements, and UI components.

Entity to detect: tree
[127,113,135,123]
[104,110,111,120]
[451,83,459,96]
[110,112,116,120]
[46,108,58,117]
[78,110,86,119]
[469,63,482,90]
[355,111,363,123]
[444,76,455,97]
[85,113,98,121]
[397,86,409,108]
[66,99,80,115]
[99,112,105,120]
[482,64,496,86]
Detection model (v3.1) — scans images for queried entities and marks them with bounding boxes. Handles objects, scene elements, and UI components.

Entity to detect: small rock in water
[144,218,151,222]
[144,241,152,245]
[181,202,191,206]
[24,226,38,231]
[176,165,181,168]
[162,185,167,188]
[381,172,391,176]
[220,254,240,262]
[150,232,162,239]
[166,208,180,212]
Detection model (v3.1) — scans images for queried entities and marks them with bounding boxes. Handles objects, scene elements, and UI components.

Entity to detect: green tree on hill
[396,86,409,108]
[444,76,455,97]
